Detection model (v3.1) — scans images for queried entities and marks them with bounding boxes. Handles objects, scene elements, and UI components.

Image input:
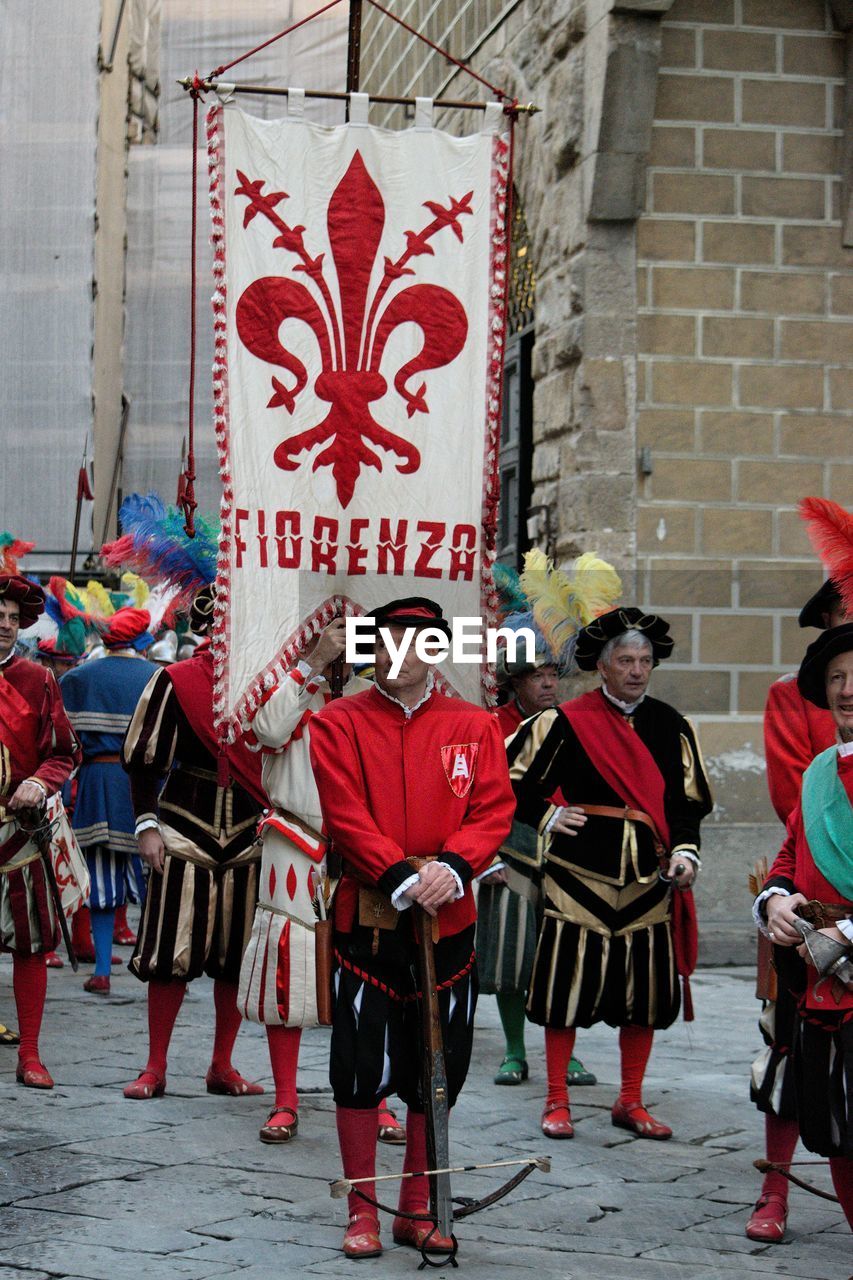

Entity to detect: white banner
[207,99,509,733]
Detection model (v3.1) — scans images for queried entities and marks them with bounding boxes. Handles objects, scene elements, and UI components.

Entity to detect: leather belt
[575,804,667,860]
[179,765,219,783]
[88,752,121,764]
[799,900,850,929]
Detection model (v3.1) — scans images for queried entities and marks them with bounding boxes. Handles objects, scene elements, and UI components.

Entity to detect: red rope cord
[493,111,516,455]
[363,0,511,101]
[181,85,201,538]
[334,949,476,1002]
[209,0,347,79]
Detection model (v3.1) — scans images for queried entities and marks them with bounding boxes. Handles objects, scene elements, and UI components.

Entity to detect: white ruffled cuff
[392,863,465,911]
[753,886,790,937]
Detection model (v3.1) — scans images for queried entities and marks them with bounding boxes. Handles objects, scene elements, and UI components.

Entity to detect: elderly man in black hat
[508,607,712,1140]
[754,622,853,1229]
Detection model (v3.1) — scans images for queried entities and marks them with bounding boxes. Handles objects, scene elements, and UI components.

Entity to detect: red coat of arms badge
[440,742,479,798]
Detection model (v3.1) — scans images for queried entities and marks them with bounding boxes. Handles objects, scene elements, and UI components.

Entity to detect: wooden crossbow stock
[754,1159,839,1203]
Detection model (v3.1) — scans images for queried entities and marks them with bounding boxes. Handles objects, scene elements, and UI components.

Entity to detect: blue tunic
[60,655,159,853]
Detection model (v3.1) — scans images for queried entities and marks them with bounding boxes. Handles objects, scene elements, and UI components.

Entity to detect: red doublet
[0,655,79,797]
[763,676,835,825]
[766,754,853,1014]
[309,686,516,937]
[493,699,523,739]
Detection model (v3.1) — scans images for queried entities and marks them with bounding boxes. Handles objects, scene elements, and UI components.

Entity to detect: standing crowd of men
[1,553,851,1256]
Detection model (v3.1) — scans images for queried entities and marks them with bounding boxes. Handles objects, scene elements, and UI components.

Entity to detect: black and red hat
[0,575,45,629]
[574,607,674,671]
[366,597,451,639]
[798,578,842,630]
[797,622,853,708]
[101,607,152,649]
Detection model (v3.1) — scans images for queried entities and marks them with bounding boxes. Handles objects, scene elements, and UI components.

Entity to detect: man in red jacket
[309,598,515,1261]
[748,579,849,1242]
[756,622,853,1228]
[0,574,80,1088]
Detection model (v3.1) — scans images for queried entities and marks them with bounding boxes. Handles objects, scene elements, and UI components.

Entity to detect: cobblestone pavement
[0,955,849,1280]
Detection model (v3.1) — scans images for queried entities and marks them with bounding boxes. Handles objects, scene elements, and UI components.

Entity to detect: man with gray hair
[508,607,712,1141]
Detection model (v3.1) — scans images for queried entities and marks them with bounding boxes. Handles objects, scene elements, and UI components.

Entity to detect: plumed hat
[102,493,218,614]
[574,607,674,672]
[798,498,853,626]
[367,597,451,639]
[798,578,842,630]
[797,622,853,709]
[494,646,554,687]
[37,618,86,663]
[492,552,622,682]
[0,575,45,629]
[189,584,216,635]
[0,533,43,628]
[101,607,152,649]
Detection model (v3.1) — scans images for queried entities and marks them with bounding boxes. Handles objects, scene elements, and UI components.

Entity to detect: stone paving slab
[0,956,848,1279]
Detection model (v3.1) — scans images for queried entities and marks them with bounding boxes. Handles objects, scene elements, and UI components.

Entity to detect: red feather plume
[799,497,853,617]
[0,536,35,575]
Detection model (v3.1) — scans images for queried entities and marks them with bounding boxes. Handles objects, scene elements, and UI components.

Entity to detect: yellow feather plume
[519,548,622,665]
[84,580,116,619]
[568,552,622,625]
[121,572,150,608]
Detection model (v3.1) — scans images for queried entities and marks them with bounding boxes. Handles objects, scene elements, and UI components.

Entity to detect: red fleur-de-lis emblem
[234,152,471,507]
[53,840,73,890]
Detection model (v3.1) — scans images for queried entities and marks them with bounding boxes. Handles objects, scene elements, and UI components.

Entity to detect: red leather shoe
[541,1100,574,1138]
[392,1216,455,1253]
[123,1070,166,1100]
[113,923,137,946]
[377,1104,406,1145]
[205,1066,264,1096]
[83,975,111,994]
[343,1215,382,1258]
[611,1099,672,1140]
[45,951,64,968]
[745,1192,788,1242]
[16,1059,54,1089]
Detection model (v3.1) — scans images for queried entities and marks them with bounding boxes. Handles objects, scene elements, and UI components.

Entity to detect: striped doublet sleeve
[122,670,178,820]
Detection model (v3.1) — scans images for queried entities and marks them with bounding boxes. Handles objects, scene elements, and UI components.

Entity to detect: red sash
[0,675,41,783]
[560,689,698,1020]
[560,690,670,846]
[167,648,265,806]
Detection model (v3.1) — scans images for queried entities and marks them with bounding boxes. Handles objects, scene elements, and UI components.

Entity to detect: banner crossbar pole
[177,78,538,114]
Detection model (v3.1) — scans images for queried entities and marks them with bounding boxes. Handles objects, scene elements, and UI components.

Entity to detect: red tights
[13,953,47,1068]
[761,1113,799,1202]
[336,1106,433,1225]
[544,1024,655,1105]
[144,978,243,1076]
[337,1107,379,1223]
[829,1156,853,1229]
[266,1023,302,1113]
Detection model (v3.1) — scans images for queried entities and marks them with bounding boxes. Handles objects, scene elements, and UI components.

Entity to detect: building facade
[360,0,853,960]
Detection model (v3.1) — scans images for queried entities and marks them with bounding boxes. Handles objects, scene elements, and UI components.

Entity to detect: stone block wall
[637,0,852,960]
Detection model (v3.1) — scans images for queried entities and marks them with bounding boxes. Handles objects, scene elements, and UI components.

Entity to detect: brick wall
[637,0,850,751]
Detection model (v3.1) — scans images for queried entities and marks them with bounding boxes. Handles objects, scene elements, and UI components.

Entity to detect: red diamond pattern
[286,864,298,901]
